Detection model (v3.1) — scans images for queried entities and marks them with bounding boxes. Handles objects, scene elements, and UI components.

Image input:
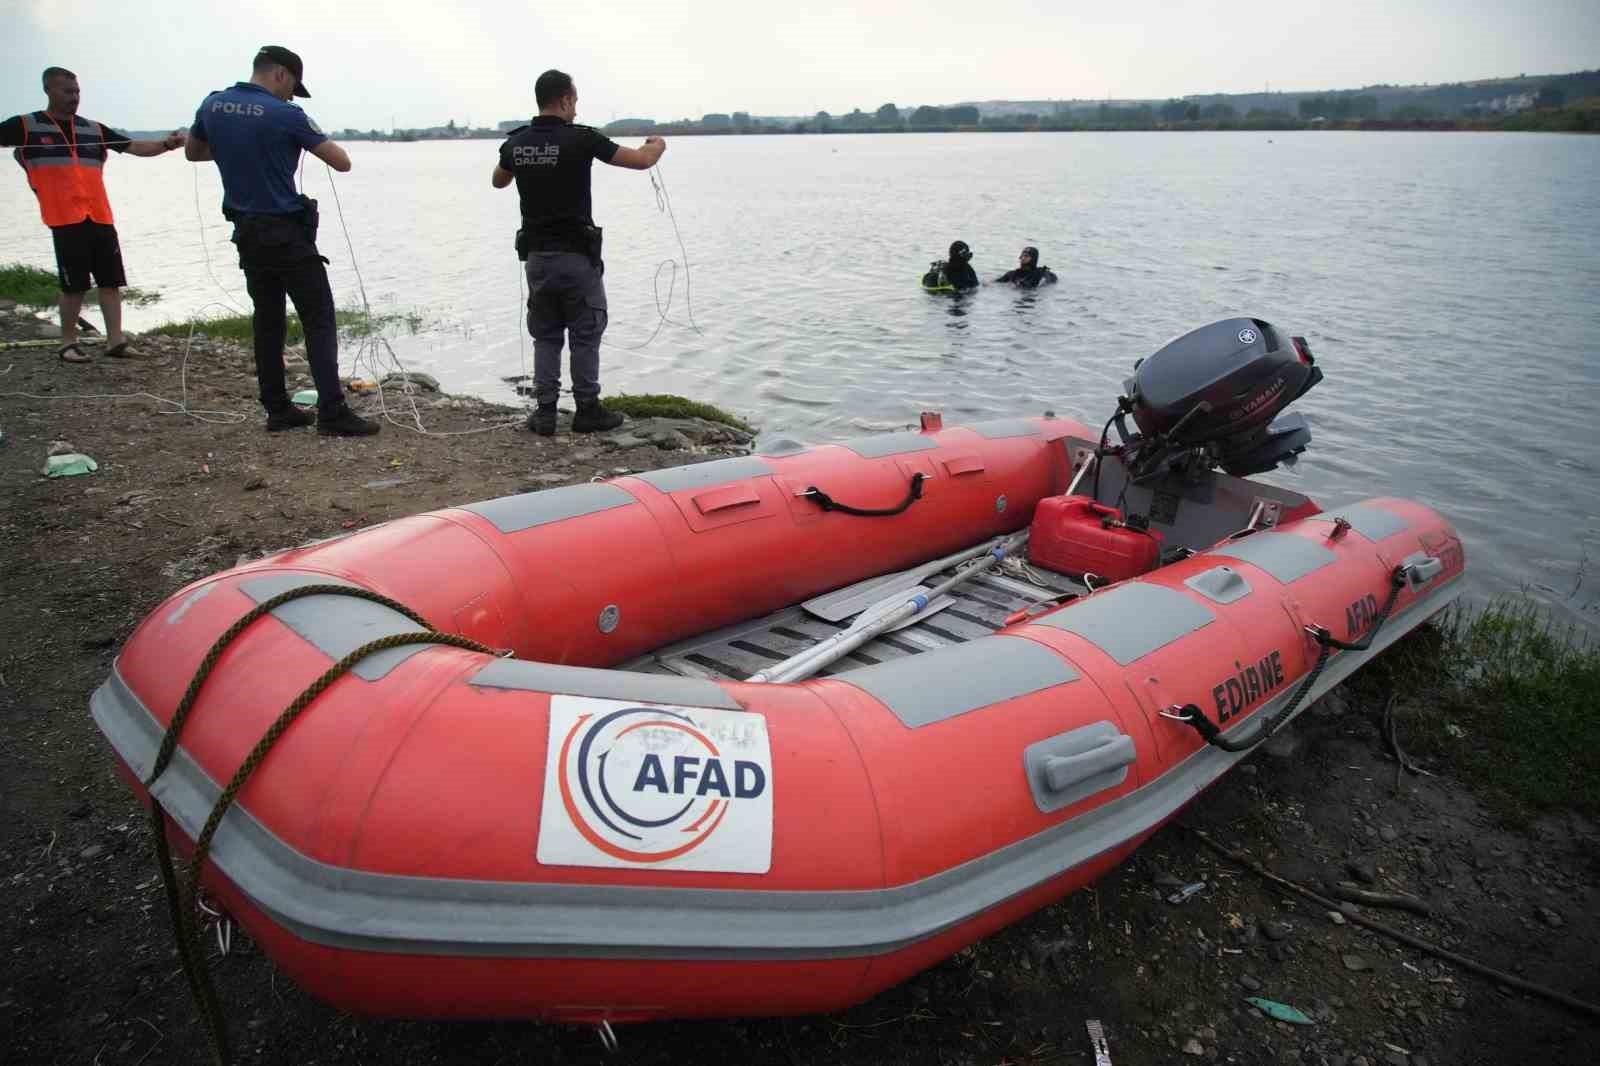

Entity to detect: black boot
[528,404,558,437]
[317,405,380,437]
[266,405,314,432]
[572,400,624,434]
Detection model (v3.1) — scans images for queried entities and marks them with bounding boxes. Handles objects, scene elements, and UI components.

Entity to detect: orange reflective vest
[14,111,115,227]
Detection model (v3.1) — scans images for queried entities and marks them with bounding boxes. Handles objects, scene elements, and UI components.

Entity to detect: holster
[297,194,320,242]
[514,227,530,262]
[584,225,603,269]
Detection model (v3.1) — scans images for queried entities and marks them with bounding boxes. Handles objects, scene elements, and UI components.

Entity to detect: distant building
[1475,92,1535,114]
[604,118,657,135]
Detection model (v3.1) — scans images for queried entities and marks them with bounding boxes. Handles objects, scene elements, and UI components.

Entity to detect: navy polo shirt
[190,83,326,216]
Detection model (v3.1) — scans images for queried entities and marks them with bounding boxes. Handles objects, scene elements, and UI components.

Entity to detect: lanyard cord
[43,113,80,160]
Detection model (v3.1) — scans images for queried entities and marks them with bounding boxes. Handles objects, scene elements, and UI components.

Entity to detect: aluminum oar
[748,530,1030,684]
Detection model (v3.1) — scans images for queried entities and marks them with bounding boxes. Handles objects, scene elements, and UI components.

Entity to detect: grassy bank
[601,392,755,433]
[146,306,426,344]
[137,321,752,430]
[0,263,60,307]
[1355,599,1600,821]
[0,262,160,308]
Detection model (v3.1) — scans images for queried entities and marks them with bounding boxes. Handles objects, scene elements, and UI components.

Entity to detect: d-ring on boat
[92,318,1463,1030]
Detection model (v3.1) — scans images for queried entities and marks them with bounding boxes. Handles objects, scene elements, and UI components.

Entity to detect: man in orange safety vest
[2,67,187,362]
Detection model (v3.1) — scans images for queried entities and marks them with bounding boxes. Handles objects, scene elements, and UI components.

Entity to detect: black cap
[1021,246,1039,261]
[256,45,310,98]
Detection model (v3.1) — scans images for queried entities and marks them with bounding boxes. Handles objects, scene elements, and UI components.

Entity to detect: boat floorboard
[626,559,1084,683]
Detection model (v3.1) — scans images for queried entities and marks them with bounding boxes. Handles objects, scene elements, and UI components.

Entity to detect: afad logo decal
[539,696,774,873]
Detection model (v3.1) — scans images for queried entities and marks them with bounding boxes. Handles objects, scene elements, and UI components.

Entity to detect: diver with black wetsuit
[996,246,1057,289]
[922,240,979,291]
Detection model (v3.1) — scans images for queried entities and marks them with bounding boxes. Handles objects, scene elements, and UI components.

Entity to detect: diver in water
[921,240,979,292]
[996,246,1057,289]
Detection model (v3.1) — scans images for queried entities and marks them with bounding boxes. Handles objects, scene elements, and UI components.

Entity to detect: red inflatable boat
[91,320,1464,1034]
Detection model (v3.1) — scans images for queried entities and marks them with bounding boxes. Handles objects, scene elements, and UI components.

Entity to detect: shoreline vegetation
[0,262,160,309]
[332,104,1600,142]
[0,268,753,431]
[1355,601,1600,821]
[596,100,1600,137]
[316,72,1599,142]
[144,307,428,343]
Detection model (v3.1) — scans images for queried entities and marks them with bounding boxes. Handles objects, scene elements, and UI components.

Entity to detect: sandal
[58,343,91,364]
[105,340,134,358]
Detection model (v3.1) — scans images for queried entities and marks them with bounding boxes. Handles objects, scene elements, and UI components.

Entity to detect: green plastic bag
[291,389,318,406]
[42,453,98,478]
[1246,997,1315,1025]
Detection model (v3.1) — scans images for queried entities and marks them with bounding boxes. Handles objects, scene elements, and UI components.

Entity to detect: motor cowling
[1124,318,1322,476]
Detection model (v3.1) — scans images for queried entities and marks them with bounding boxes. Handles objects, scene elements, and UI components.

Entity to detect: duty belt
[525,237,586,253]
[225,209,301,225]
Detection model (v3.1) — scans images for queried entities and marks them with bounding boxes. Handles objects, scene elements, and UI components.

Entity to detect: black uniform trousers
[231,215,345,417]
[524,250,608,409]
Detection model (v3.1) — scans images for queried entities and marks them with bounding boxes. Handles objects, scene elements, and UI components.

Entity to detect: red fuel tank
[1028,497,1164,581]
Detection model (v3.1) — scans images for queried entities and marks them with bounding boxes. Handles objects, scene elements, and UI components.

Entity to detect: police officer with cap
[493,69,665,436]
[185,46,377,435]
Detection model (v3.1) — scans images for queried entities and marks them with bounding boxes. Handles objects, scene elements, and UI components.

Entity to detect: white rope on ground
[0,300,248,425]
[0,169,253,425]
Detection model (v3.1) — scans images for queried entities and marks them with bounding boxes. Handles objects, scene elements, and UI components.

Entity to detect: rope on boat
[1169,564,1409,753]
[142,584,493,1066]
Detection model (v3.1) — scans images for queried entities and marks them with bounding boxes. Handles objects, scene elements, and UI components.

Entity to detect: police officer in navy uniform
[184,46,377,436]
[493,69,665,436]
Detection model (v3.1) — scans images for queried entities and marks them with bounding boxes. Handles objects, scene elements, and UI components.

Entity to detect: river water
[3,131,1597,626]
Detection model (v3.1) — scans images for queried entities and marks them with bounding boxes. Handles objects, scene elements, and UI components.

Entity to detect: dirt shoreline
[3,315,1597,1066]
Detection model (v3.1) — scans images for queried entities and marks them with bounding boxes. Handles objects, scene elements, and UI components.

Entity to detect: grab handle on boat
[1042,734,1136,792]
[692,483,761,514]
[1399,552,1443,588]
[942,455,986,478]
[797,472,927,518]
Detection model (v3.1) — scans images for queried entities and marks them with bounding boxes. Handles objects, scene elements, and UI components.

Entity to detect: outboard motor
[1114,318,1322,478]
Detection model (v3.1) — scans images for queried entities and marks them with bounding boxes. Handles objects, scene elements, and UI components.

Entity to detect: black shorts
[50,220,126,294]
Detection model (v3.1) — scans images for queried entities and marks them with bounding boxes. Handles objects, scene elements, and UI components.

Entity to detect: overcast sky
[7,0,1597,130]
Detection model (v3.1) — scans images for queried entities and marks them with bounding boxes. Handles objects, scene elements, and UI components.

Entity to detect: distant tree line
[337,119,502,141]
[1297,95,1379,120]
[328,69,1599,142]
